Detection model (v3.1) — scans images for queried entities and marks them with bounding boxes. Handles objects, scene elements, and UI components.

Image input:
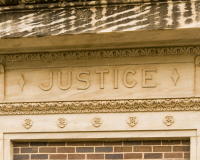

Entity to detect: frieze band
[22,116,174,129]
[0,98,199,115]
[0,46,200,63]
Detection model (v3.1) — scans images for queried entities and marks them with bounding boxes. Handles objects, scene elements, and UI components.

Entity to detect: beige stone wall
[0,29,199,160]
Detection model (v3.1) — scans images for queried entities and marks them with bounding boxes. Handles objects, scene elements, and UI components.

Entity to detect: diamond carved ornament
[171,69,179,86]
[19,74,26,91]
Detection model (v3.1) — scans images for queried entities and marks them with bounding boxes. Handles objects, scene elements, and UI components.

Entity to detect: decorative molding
[0,46,200,63]
[0,64,5,101]
[92,117,102,127]
[127,117,138,127]
[57,118,67,128]
[22,119,33,129]
[0,98,200,115]
[0,0,182,7]
[163,116,174,126]
[171,69,179,86]
[18,74,26,91]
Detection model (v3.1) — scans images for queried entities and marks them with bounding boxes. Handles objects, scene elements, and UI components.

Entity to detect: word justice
[39,69,157,91]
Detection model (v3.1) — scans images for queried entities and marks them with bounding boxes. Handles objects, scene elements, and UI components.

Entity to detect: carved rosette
[57,118,67,128]
[23,119,33,129]
[127,117,138,127]
[163,116,174,126]
[92,117,102,127]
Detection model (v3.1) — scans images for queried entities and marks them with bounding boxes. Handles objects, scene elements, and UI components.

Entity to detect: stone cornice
[0,0,188,8]
[0,98,199,115]
[0,0,153,8]
[0,46,198,63]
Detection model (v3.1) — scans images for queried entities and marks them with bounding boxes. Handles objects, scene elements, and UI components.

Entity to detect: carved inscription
[96,70,109,89]
[123,70,137,88]
[77,71,90,90]
[5,63,190,101]
[39,72,53,91]
[58,72,72,90]
[38,69,158,91]
[142,69,157,88]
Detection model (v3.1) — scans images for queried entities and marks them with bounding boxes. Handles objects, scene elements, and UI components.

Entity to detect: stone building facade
[0,0,199,159]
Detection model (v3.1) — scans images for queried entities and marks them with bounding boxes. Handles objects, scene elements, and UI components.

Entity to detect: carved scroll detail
[0,98,200,115]
[0,46,200,63]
